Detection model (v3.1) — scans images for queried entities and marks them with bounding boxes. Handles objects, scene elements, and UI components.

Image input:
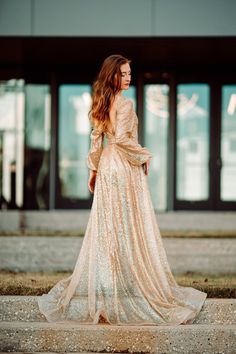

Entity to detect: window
[176,84,210,201]
[58,85,91,200]
[0,80,51,209]
[144,84,169,211]
[221,85,236,201]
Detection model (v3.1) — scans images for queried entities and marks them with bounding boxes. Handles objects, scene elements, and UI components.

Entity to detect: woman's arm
[86,127,104,193]
[86,127,104,172]
[88,169,97,193]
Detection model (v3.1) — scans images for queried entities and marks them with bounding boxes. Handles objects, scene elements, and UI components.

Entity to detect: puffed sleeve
[86,126,104,171]
[115,98,153,166]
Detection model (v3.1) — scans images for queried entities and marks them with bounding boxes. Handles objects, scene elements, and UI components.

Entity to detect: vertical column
[49,72,58,209]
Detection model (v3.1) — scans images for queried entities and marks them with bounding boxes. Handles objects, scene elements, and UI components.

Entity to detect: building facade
[0,0,236,211]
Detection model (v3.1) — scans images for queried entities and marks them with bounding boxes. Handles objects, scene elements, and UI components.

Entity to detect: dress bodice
[104,95,138,145]
[86,94,152,171]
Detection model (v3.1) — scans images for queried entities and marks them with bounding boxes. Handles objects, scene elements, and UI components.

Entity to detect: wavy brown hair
[89,54,131,131]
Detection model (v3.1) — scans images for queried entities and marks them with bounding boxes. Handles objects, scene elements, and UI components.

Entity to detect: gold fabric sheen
[37,94,207,326]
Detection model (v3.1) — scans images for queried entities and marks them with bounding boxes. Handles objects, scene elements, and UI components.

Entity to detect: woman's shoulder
[116,94,132,103]
[116,95,133,112]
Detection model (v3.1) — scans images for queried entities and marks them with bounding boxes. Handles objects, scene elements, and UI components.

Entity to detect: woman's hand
[88,170,97,193]
[143,159,151,176]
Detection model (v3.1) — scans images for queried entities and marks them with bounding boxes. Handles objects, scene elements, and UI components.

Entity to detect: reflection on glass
[59,85,91,200]
[24,85,51,209]
[0,80,25,209]
[176,84,210,201]
[0,81,51,210]
[144,85,169,211]
[221,85,236,201]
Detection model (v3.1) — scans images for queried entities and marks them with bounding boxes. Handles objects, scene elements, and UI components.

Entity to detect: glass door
[0,79,25,210]
[175,83,211,209]
[143,84,170,211]
[217,84,236,209]
[142,75,236,211]
[56,84,92,208]
[0,79,51,210]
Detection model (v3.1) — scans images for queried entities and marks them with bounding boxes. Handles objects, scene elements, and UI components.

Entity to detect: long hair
[89,54,131,131]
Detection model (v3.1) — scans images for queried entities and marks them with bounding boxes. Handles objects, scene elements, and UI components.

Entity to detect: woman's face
[114,62,131,91]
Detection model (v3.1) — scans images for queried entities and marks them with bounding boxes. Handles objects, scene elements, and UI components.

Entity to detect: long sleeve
[115,98,153,166]
[86,127,104,171]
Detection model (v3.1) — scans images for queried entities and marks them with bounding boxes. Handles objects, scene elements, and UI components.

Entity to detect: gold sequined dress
[37,94,207,326]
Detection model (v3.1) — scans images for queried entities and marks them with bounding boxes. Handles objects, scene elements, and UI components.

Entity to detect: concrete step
[1,210,236,232]
[0,321,235,353]
[1,236,236,274]
[0,296,236,325]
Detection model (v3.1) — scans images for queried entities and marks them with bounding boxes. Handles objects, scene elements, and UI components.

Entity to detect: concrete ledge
[0,296,235,325]
[0,211,20,231]
[0,236,235,274]
[0,321,235,353]
[1,210,236,232]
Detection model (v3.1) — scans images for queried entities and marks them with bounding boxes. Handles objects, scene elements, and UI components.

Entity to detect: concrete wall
[0,0,235,37]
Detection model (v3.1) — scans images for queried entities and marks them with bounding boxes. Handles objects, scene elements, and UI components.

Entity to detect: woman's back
[106,95,119,136]
[106,94,128,137]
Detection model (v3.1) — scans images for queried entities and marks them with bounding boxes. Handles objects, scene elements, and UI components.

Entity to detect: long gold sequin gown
[37,94,207,326]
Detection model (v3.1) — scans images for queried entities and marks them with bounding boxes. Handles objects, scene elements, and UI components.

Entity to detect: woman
[37,54,207,326]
